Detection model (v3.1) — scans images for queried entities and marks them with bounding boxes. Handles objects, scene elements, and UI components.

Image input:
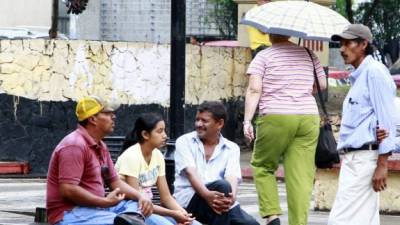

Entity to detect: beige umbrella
[241,1,350,41]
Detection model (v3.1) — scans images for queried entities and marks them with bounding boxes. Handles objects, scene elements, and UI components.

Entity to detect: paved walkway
[238,181,400,225]
[0,178,399,225]
[0,179,46,224]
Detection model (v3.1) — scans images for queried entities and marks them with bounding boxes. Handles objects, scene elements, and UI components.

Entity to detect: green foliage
[207,0,238,39]
[355,0,400,47]
[333,0,354,23]
[332,0,348,18]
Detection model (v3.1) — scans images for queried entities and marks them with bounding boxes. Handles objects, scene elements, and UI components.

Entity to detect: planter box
[314,154,400,214]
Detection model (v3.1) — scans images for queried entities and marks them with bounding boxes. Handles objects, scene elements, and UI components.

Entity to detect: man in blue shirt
[328,24,397,225]
[173,101,259,225]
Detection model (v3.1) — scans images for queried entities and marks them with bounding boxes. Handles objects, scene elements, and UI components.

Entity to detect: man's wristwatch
[243,120,251,125]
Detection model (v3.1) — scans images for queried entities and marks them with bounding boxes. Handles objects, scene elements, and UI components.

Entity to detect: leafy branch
[207,0,238,39]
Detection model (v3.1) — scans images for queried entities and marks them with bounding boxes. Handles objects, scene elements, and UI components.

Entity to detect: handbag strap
[304,48,329,119]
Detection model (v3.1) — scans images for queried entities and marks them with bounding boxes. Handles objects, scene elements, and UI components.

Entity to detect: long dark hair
[120,113,164,155]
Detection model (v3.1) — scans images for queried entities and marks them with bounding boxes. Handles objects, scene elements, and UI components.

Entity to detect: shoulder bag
[305,48,340,169]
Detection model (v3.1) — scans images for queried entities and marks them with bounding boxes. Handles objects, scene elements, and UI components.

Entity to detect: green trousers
[251,114,319,225]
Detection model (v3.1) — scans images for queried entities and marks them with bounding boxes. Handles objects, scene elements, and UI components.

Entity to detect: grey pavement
[0,178,399,225]
[0,179,47,224]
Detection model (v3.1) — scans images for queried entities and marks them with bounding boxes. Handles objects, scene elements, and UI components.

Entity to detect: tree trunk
[49,0,58,39]
[345,0,354,23]
[362,0,380,28]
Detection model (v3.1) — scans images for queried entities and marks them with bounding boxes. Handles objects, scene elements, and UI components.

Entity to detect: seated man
[46,96,152,225]
[173,101,259,225]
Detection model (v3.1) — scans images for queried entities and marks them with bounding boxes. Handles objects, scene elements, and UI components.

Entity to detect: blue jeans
[58,200,183,225]
[145,215,175,225]
[145,215,202,225]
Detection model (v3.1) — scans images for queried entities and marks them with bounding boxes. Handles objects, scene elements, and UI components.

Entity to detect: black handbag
[305,48,340,169]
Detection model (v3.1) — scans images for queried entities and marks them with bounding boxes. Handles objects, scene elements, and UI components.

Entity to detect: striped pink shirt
[247,42,326,115]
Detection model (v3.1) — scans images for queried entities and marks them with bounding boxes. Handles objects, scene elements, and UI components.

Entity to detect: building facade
[69,0,222,43]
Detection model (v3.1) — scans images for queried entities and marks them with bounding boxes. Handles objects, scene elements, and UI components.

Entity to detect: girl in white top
[115,113,199,225]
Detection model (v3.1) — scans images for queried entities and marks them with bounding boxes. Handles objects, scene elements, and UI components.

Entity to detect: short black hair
[198,101,227,121]
[354,38,374,55]
[78,119,89,127]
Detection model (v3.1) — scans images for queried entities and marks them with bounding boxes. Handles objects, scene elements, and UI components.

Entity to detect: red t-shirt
[46,125,118,224]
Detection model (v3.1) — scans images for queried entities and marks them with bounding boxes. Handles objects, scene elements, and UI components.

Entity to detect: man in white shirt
[328,24,397,225]
[173,101,259,225]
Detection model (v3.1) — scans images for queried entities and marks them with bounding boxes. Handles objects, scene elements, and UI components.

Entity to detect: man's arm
[184,147,241,213]
[175,136,225,214]
[222,145,242,210]
[368,68,397,192]
[110,179,153,216]
[225,176,238,201]
[60,183,124,208]
[110,179,140,200]
[372,153,391,192]
[220,175,238,211]
[374,129,392,192]
[175,136,221,198]
[368,69,397,154]
[56,147,124,208]
[184,167,225,214]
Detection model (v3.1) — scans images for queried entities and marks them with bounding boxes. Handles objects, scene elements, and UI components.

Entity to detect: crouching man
[173,101,259,225]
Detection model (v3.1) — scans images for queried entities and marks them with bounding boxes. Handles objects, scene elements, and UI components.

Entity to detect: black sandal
[267,217,280,225]
[114,212,146,225]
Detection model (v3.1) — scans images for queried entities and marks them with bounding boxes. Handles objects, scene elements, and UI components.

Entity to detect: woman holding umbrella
[243,33,327,225]
[241,1,350,224]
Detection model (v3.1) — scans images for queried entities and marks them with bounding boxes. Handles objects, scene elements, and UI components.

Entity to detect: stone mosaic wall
[0,39,251,105]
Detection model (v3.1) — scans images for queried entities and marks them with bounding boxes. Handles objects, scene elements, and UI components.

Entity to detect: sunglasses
[99,110,115,115]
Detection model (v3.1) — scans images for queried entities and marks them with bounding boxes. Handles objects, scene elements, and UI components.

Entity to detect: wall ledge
[0,161,30,174]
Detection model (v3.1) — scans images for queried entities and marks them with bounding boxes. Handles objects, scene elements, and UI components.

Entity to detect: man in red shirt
[46,96,152,225]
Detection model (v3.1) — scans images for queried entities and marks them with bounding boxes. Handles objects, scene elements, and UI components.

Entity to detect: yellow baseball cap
[75,96,118,121]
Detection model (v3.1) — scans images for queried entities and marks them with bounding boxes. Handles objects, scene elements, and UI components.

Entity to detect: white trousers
[328,150,380,225]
